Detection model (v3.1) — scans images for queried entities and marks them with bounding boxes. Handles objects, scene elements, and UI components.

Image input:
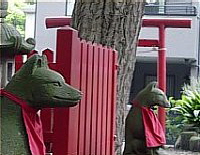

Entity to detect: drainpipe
[198,15,200,78]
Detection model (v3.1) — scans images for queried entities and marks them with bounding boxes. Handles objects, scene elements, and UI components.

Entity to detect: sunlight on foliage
[6,0,26,36]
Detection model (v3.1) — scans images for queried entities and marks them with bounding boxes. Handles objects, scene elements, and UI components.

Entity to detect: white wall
[35,1,66,52]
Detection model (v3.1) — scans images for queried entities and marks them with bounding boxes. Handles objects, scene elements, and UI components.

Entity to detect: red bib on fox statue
[123,82,170,155]
[132,100,166,148]
[0,89,46,155]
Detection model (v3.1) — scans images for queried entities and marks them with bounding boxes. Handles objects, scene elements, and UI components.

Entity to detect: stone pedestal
[180,132,198,150]
[189,136,200,152]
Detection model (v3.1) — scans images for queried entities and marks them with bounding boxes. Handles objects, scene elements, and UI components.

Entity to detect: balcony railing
[144,4,197,16]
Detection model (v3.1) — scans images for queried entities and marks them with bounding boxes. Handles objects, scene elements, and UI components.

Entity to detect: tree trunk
[72,1,145,154]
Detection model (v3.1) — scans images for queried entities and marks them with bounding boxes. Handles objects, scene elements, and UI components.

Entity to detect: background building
[131,0,200,99]
[23,0,200,98]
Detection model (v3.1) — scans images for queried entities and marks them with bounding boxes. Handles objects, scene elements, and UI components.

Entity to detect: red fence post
[52,27,81,155]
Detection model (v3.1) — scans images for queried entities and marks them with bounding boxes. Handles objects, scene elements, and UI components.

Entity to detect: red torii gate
[138,18,191,131]
[45,17,192,132]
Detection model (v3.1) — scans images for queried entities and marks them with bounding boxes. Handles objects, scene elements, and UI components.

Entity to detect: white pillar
[35,0,66,52]
[23,4,36,39]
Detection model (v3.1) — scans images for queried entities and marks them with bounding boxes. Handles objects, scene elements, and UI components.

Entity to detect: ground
[159,148,200,155]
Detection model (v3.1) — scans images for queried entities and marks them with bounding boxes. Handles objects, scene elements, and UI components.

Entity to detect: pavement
[158,148,200,155]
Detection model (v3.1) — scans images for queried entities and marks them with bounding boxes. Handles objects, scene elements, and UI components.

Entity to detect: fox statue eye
[53,82,61,87]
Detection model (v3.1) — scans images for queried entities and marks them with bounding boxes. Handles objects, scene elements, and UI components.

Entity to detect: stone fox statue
[123,82,170,155]
[0,55,82,155]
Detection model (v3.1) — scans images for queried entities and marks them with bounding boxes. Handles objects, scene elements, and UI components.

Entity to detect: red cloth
[132,101,166,147]
[0,89,46,155]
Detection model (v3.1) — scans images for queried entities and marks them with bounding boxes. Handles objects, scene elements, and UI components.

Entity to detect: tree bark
[72,1,145,154]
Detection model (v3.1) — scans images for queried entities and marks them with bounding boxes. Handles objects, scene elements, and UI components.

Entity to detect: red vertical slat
[111,50,118,155]
[41,49,54,154]
[14,55,23,71]
[101,48,109,155]
[96,46,104,155]
[41,108,54,153]
[105,48,113,155]
[90,44,98,154]
[84,42,93,154]
[77,41,87,155]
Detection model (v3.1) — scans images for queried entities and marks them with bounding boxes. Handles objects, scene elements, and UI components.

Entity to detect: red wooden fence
[15,27,118,155]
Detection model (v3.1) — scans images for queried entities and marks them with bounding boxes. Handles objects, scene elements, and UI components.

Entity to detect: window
[7,62,14,82]
[145,74,175,97]
[146,0,157,3]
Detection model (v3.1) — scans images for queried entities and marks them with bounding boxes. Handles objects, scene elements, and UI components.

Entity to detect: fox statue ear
[145,81,158,91]
[16,55,49,77]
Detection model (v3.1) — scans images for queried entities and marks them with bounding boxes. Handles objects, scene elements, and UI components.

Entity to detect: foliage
[182,78,200,95]
[166,111,183,144]
[170,92,200,127]
[166,80,200,144]
[5,0,26,36]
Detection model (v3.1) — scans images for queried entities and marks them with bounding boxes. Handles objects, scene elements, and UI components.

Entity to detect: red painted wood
[15,55,23,71]
[90,44,98,154]
[84,42,93,154]
[67,30,81,155]
[77,41,87,155]
[157,24,167,132]
[105,48,113,155]
[138,39,159,47]
[96,46,104,155]
[101,48,109,155]
[111,50,118,155]
[42,49,54,63]
[142,18,191,28]
[41,108,54,153]
[46,17,71,29]
[53,28,81,155]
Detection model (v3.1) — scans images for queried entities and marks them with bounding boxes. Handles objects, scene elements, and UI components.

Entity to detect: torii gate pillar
[140,18,191,131]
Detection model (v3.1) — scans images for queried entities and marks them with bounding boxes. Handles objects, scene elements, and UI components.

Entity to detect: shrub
[170,92,200,127]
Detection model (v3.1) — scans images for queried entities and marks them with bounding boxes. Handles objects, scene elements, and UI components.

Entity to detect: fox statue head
[5,55,82,108]
[135,81,171,108]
